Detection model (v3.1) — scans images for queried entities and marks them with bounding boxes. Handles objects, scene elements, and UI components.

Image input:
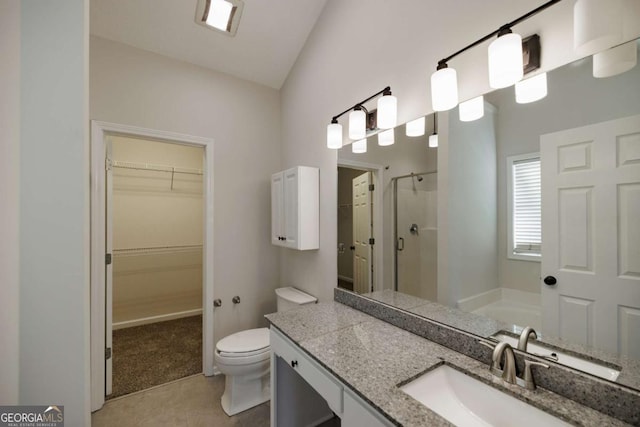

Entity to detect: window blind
[513,157,541,255]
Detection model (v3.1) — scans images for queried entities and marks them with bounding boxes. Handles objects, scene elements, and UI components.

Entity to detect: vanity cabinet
[271,166,319,250]
[270,327,393,427]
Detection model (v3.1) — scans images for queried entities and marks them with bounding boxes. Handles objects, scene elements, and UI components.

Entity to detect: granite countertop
[266,302,630,427]
[363,290,640,391]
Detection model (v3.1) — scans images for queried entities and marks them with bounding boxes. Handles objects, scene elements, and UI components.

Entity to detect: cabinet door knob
[543,276,557,286]
[291,360,298,368]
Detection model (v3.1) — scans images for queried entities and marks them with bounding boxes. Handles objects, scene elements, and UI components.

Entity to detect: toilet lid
[216,327,270,354]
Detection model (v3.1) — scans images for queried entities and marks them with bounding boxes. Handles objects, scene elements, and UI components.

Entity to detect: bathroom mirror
[336,39,640,388]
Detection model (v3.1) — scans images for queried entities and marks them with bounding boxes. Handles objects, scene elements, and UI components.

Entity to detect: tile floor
[92,374,270,427]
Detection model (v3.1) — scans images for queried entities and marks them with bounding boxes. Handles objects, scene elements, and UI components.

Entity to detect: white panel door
[283,168,299,248]
[271,172,284,245]
[541,114,640,357]
[353,172,372,294]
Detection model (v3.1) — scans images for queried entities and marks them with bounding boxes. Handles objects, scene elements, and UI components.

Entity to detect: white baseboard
[337,275,353,283]
[113,308,202,330]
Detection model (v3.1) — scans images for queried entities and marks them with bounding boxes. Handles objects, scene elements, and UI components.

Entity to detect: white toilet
[215,286,317,416]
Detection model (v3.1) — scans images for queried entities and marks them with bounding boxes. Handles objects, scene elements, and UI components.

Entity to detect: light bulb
[515,72,548,104]
[326,122,342,149]
[593,41,637,78]
[352,138,367,154]
[349,109,366,140]
[406,117,426,137]
[428,134,438,148]
[459,96,484,122]
[574,0,623,56]
[377,93,397,129]
[488,32,523,89]
[378,129,395,146]
[431,66,459,111]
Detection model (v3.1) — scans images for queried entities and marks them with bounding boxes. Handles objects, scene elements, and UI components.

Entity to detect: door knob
[350,246,355,250]
[543,276,557,286]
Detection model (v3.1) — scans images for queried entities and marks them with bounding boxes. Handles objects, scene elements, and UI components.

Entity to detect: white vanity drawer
[271,328,343,414]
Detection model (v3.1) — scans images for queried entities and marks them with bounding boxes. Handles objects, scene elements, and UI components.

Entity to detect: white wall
[280,0,640,303]
[442,103,498,306]
[0,0,20,405]
[19,1,90,425]
[90,36,282,349]
[493,47,640,293]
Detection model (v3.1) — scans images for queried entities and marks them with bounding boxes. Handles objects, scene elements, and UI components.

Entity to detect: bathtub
[459,288,542,330]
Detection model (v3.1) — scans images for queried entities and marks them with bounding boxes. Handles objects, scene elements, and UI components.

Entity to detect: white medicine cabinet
[271,166,319,250]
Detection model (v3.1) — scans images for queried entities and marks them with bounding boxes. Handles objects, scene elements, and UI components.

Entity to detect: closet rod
[112,161,203,176]
[113,244,203,253]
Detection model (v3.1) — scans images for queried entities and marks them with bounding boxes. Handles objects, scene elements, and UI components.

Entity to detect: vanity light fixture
[515,72,548,103]
[593,40,638,78]
[326,86,397,149]
[195,0,244,36]
[459,96,485,122]
[378,129,395,146]
[406,116,426,137]
[488,27,524,89]
[574,0,623,57]
[429,0,560,111]
[428,113,438,148]
[326,119,343,149]
[352,138,367,154]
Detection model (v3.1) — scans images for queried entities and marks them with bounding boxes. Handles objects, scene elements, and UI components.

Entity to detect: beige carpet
[109,315,202,399]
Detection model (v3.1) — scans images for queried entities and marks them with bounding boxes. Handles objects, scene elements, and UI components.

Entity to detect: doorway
[90,122,215,411]
[107,136,204,398]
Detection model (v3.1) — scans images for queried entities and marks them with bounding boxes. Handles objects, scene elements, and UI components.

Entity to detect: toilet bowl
[215,287,317,416]
[215,328,271,416]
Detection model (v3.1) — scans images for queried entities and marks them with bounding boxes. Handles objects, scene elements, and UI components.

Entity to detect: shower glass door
[394,172,438,301]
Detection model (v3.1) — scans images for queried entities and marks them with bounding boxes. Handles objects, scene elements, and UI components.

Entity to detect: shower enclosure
[393,171,438,300]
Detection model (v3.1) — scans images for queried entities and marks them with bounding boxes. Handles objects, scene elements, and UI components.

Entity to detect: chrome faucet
[490,342,518,384]
[518,326,537,352]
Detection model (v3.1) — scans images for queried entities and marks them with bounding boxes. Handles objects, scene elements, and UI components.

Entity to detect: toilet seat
[216,327,269,354]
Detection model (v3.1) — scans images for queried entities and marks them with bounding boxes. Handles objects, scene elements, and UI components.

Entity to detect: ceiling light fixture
[326,86,397,149]
[406,116,426,137]
[429,0,559,111]
[459,96,485,122]
[593,40,638,78]
[515,72,548,103]
[429,113,438,148]
[196,0,244,36]
[352,138,367,154]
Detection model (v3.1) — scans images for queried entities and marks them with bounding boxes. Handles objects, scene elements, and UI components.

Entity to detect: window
[195,0,244,37]
[507,153,541,261]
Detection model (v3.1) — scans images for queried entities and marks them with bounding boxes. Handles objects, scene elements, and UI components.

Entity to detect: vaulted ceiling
[91,0,328,89]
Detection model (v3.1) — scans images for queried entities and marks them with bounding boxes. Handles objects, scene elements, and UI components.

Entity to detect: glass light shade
[574,0,623,56]
[515,72,548,104]
[326,122,343,149]
[352,138,367,154]
[378,129,395,146]
[488,33,524,89]
[431,67,459,111]
[377,94,397,129]
[349,109,366,140]
[206,0,234,31]
[428,134,438,148]
[406,117,426,137]
[459,96,485,122]
[593,41,638,78]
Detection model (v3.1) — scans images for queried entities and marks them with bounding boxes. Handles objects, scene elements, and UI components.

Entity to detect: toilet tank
[275,287,317,312]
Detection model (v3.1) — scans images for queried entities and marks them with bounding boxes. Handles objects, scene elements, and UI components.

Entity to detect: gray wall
[90,36,283,351]
[492,46,640,293]
[0,0,21,404]
[19,1,90,425]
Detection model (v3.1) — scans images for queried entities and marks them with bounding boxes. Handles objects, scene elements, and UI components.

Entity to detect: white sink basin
[492,333,620,382]
[400,365,571,427]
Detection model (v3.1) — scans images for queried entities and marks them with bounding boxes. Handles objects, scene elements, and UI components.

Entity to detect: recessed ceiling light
[195,0,244,36]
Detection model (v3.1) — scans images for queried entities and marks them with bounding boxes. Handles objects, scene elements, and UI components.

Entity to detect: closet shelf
[113,160,203,176]
[113,244,203,256]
